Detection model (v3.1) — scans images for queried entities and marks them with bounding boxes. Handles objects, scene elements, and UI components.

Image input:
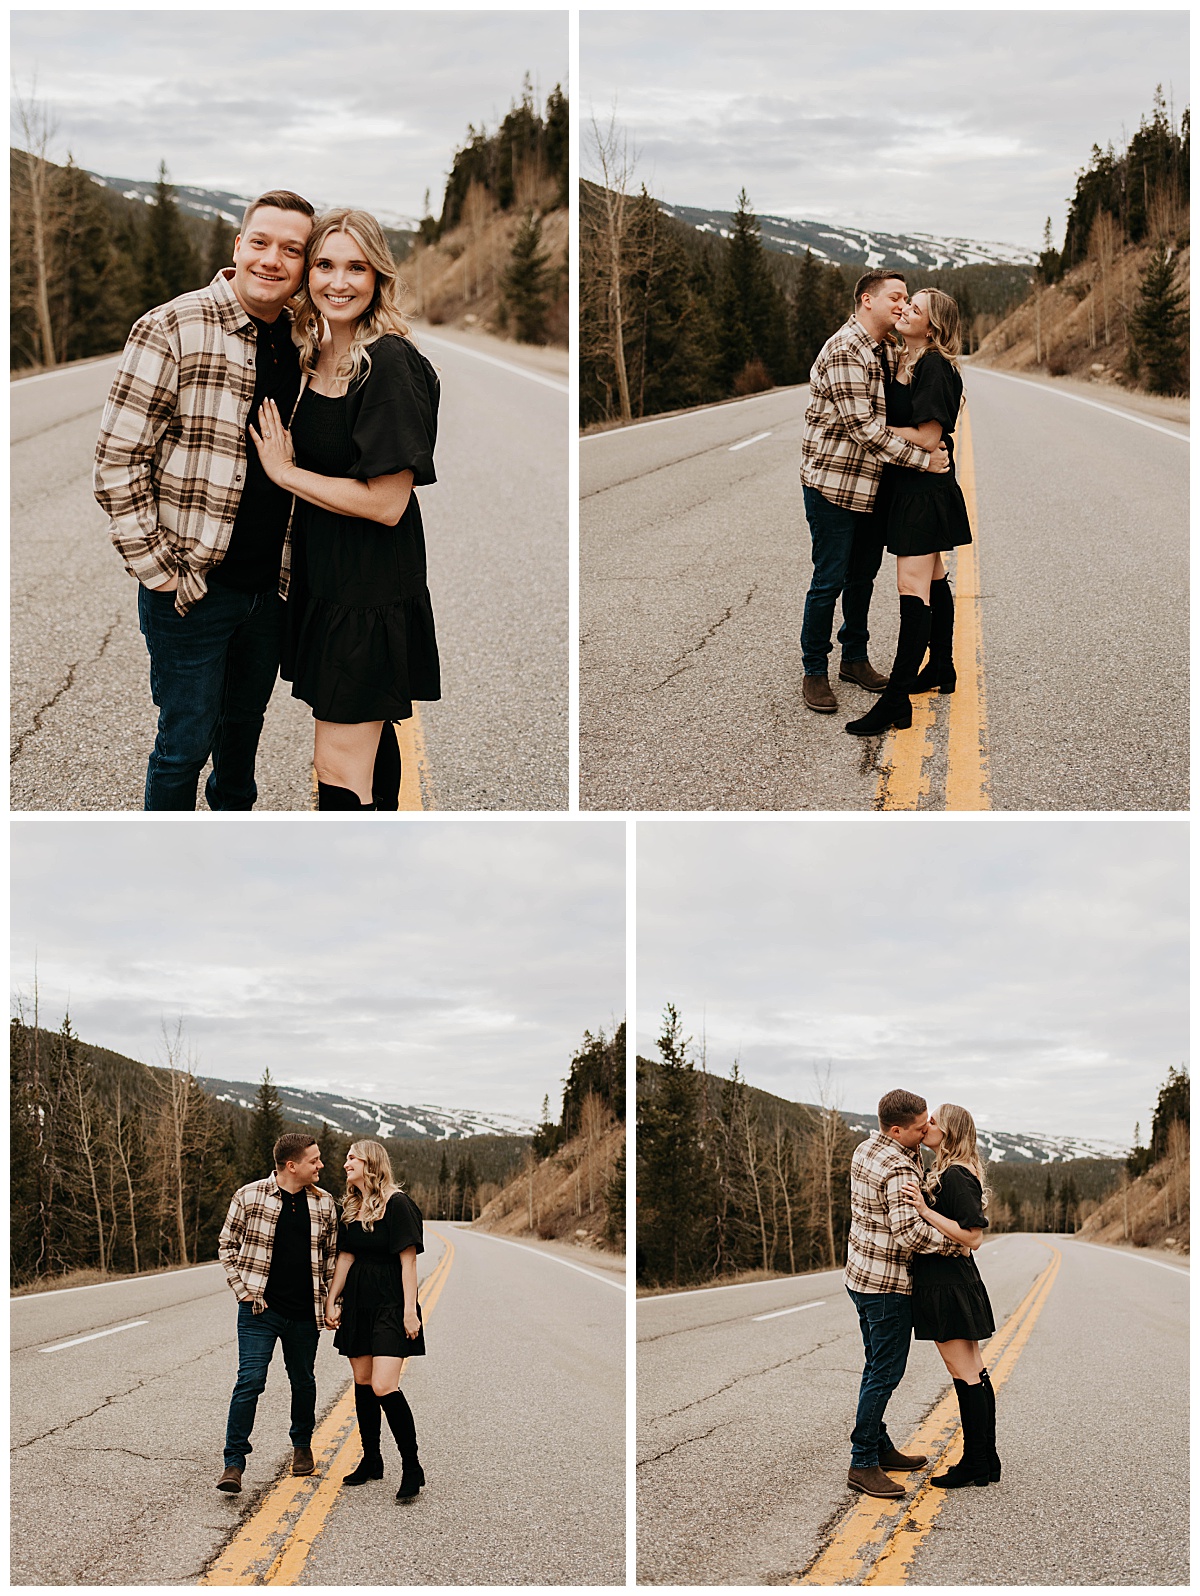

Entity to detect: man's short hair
[853,269,908,307]
[877,1089,927,1131]
[274,1131,318,1168]
[240,190,315,233]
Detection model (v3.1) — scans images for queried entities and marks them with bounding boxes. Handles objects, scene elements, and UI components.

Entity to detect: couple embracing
[800,270,973,736]
[94,189,441,811]
[844,1089,999,1500]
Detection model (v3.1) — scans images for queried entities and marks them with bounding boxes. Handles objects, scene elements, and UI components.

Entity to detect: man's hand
[149,573,179,592]
[924,443,950,475]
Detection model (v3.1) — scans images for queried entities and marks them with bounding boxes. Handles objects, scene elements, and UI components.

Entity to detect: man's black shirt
[210,314,302,594]
[264,1185,314,1320]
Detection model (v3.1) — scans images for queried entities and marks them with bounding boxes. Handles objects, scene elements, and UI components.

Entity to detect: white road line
[1064,1238,1189,1277]
[640,1264,846,1302]
[417,331,569,393]
[468,1232,627,1291]
[729,431,773,452]
[10,354,121,387]
[39,1320,147,1353]
[966,367,1189,440]
[752,1299,826,1322]
[11,1261,223,1302]
[581,386,796,439]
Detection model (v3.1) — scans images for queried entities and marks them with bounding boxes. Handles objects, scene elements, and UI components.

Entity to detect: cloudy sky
[581,10,1189,248]
[11,10,568,218]
[637,821,1187,1147]
[11,820,624,1122]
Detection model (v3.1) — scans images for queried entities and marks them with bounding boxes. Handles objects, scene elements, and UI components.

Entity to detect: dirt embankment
[972,237,1189,402]
[1077,1132,1189,1257]
[475,1118,624,1252]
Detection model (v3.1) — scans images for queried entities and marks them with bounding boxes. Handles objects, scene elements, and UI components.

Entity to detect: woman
[900,1103,1000,1489]
[325,1140,426,1500]
[845,288,972,737]
[251,209,441,809]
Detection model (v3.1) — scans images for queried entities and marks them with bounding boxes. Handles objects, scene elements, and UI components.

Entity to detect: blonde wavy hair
[925,1103,989,1208]
[341,1139,400,1231]
[292,208,410,385]
[907,287,963,371]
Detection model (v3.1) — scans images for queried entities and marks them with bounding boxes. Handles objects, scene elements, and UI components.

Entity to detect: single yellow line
[877,691,934,810]
[944,406,990,810]
[797,1243,1061,1586]
[203,1228,456,1587]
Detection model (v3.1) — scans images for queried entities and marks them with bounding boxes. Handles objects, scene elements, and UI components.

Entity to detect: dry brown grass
[1077,1127,1189,1255]
[475,1113,624,1251]
[11,1259,215,1296]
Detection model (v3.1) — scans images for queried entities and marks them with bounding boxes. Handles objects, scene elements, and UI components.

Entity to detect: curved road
[11,324,568,811]
[636,1236,1187,1585]
[11,1226,624,1585]
[580,373,1187,810]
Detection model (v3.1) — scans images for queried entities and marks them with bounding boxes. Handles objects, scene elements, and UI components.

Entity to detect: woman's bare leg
[369,1354,406,1398]
[934,1337,982,1382]
[313,720,385,804]
[896,552,939,603]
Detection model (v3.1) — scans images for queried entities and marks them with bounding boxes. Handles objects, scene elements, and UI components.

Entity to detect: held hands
[925,442,950,475]
[324,1299,342,1330]
[248,398,296,487]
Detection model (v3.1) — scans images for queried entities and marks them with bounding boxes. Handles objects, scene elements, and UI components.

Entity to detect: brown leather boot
[847,1464,904,1498]
[216,1465,243,1493]
[802,674,838,713]
[839,658,888,693]
[292,1445,315,1476]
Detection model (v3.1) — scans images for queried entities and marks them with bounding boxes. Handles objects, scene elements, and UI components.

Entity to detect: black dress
[334,1190,426,1359]
[910,1165,995,1342]
[877,350,973,556]
[282,334,441,723]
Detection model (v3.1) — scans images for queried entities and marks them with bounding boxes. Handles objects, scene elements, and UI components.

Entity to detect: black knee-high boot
[912,575,956,694]
[931,1377,991,1488]
[379,1388,424,1500]
[372,723,401,811]
[979,1367,1001,1481]
[343,1384,384,1484]
[317,782,377,811]
[845,595,932,736]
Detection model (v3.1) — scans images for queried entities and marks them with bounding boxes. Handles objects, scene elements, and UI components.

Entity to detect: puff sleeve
[349,335,439,486]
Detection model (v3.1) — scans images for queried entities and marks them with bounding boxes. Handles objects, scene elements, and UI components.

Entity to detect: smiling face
[858,277,909,341]
[308,230,378,329]
[231,205,312,320]
[898,290,933,344]
[287,1142,324,1188]
[344,1148,367,1189]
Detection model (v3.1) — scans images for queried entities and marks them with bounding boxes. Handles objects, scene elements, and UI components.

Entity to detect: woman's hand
[324,1299,342,1329]
[403,1307,421,1340]
[248,398,297,488]
[901,1178,930,1216]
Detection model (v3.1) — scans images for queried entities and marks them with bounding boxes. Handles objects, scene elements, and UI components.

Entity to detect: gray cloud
[12,11,568,216]
[636,821,1187,1146]
[581,11,1188,247]
[12,821,625,1119]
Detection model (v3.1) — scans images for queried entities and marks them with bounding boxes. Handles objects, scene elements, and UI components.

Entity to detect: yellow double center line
[203,1227,456,1586]
[796,1241,1061,1587]
[876,403,990,810]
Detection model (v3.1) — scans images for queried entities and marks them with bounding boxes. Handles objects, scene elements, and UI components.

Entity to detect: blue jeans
[224,1302,320,1470]
[800,485,885,676]
[847,1288,912,1468]
[137,583,283,810]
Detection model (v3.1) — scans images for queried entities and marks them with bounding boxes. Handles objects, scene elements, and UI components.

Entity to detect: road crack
[649,585,758,692]
[645,1335,850,1431]
[12,1344,219,1449]
[637,1421,728,1468]
[11,609,123,763]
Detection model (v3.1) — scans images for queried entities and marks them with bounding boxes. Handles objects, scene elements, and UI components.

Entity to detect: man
[843,1089,967,1501]
[94,191,314,809]
[216,1132,338,1493]
[799,271,949,715]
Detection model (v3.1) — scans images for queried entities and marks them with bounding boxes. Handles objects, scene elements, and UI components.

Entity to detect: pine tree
[140,161,199,309]
[1149,1064,1190,1159]
[205,214,235,281]
[1130,244,1187,394]
[792,249,831,377]
[503,209,550,342]
[246,1067,285,1179]
[637,1004,712,1286]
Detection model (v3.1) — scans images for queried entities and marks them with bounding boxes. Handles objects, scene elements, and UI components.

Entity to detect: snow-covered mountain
[659,201,1037,270]
[86,172,419,235]
[197,1076,535,1141]
[832,1106,1124,1164]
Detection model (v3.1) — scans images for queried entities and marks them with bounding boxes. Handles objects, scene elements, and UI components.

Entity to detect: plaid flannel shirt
[801,318,932,513]
[843,1131,963,1295]
[94,269,299,615]
[218,1173,338,1326]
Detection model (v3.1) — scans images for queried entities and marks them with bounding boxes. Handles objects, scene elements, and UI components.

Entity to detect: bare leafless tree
[12,83,61,368]
[586,109,635,423]
[155,1020,196,1265]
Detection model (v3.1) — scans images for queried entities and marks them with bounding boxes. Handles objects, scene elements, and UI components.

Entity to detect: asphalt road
[10,324,568,811]
[11,1226,624,1585]
[636,1236,1187,1585]
[580,374,1188,810]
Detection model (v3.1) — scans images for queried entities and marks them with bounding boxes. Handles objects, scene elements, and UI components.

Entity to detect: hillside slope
[475,1115,624,1251]
[1077,1131,1189,1255]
